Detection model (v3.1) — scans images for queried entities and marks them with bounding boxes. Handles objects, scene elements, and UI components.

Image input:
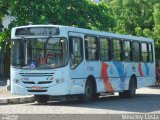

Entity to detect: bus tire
[34,95,49,104]
[93,93,99,100]
[127,77,136,97]
[79,79,94,103]
[119,77,136,98]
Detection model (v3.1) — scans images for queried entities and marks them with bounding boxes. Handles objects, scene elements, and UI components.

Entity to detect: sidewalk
[0,77,34,104]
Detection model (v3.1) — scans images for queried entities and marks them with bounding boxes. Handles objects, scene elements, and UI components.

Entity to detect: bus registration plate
[32,86,42,90]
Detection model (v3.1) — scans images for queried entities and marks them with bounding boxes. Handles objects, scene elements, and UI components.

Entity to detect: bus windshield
[11,37,68,69]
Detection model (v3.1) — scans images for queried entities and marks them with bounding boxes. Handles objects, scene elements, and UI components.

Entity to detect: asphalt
[0,77,34,104]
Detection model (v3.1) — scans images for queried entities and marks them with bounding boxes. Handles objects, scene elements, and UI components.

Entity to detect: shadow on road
[148,86,160,89]
[31,87,160,113]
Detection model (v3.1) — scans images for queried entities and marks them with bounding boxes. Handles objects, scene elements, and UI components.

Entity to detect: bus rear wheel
[34,95,49,104]
[119,77,136,98]
[79,79,95,103]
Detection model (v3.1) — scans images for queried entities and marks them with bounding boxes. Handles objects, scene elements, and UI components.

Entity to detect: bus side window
[112,39,122,61]
[99,37,110,61]
[141,42,148,62]
[149,43,153,62]
[85,35,98,61]
[123,40,131,62]
[132,41,140,62]
[70,37,83,69]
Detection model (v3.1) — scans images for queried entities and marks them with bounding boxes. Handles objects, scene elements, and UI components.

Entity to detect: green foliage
[8,0,114,31]
[105,0,160,59]
[0,28,11,51]
[105,0,155,35]
[0,0,9,49]
[153,3,160,48]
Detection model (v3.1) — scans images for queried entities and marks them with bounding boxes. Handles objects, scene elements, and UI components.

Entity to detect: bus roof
[12,25,154,42]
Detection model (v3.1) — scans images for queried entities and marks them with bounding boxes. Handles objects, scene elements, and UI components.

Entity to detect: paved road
[0,86,160,115]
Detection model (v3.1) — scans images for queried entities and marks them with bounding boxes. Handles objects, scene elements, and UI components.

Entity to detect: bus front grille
[23,81,53,84]
[27,90,47,92]
[23,81,35,84]
[19,73,54,77]
[38,81,52,84]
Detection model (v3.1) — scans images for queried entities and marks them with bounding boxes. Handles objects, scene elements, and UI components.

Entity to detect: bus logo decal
[101,62,113,92]
[50,77,54,80]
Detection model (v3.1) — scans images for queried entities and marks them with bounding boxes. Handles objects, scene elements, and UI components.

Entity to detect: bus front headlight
[13,78,20,83]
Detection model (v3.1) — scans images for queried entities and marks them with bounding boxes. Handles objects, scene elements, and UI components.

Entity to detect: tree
[153,3,160,47]
[8,0,114,31]
[105,0,160,59]
[105,0,155,35]
[0,0,9,50]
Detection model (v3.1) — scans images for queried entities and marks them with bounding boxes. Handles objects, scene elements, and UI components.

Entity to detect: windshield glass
[11,37,68,69]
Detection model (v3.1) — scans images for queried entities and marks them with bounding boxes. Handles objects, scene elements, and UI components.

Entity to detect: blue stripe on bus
[144,63,149,75]
[113,61,126,90]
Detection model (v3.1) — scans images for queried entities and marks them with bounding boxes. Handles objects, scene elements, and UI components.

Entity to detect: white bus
[11,25,155,103]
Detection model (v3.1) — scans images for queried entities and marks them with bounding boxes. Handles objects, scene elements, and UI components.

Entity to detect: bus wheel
[79,80,94,102]
[119,77,136,98]
[93,93,100,100]
[34,95,49,104]
[128,77,136,97]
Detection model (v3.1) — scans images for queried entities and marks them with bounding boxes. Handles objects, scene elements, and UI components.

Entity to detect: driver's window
[70,37,83,69]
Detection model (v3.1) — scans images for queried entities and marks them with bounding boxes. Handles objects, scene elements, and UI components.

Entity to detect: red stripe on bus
[101,63,113,92]
[138,63,143,77]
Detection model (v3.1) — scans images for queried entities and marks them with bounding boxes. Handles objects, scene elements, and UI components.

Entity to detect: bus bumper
[11,82,69,96]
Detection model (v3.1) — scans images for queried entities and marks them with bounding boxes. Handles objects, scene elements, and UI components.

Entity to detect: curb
[0,96,35,105]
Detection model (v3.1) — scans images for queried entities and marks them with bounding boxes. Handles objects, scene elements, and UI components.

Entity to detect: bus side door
[69,32,85,94]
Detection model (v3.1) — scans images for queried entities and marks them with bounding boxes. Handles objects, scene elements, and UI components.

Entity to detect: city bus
[11,25,155,103]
